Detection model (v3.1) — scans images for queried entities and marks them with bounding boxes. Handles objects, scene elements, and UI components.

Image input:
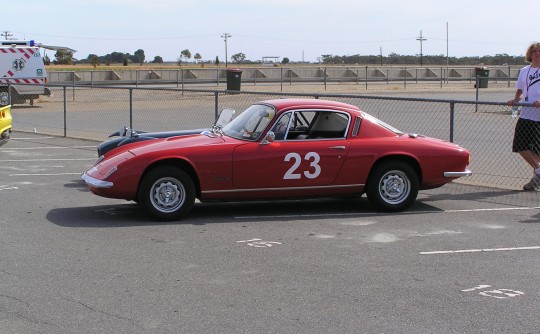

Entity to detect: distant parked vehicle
[0,40,75,106]
[0,105,12,145]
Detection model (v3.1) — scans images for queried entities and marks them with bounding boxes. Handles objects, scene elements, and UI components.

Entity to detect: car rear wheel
[138,166,195,221]
[366,160,419,212]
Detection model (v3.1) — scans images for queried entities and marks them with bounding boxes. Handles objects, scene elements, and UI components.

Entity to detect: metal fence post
[72,72,76,102]
[129,88,133,129]
[449,101,455,143]
[324,67,327,91]
[63,86,67,137]
[475,77,479,112]
[214,91,219,122]
[280,68,283,92]
[403,67,407,89]
[508,65,511,88]
[365,66,368,90]
[181,69,185,90]
[289,68,292,86]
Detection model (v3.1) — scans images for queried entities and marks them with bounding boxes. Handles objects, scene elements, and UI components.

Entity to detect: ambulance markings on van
[0,40,48,106]
[0,40,74,106]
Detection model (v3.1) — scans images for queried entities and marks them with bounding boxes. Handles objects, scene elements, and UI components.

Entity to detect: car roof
[260,98,361,113]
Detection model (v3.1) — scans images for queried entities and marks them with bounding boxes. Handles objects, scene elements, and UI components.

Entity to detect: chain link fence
[8,81,539,206]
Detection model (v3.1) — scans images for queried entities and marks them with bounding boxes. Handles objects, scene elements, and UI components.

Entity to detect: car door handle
[329,146,346,150]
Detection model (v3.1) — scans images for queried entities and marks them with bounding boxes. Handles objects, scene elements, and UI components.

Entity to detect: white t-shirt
[516,65,540,121]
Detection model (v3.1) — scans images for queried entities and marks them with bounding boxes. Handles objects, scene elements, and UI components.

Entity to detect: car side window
[272,110,350,140]
[299,111,349,139]
[271,113,291,140]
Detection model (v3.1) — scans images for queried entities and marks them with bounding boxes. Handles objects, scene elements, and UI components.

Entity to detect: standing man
[508,42,540,190]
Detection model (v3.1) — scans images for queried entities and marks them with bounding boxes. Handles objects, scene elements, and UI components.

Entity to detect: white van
[0,40,75,106]
[0,40,48,106]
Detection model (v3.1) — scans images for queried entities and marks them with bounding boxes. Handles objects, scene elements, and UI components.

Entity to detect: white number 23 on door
[283,152,321,180]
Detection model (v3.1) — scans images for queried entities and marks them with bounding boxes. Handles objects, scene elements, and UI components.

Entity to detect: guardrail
[8,83,536,205]
[46,65,519,89]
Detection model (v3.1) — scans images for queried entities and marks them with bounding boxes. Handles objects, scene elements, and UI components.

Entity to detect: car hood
[126,133,229,156]
[96,128,209,156]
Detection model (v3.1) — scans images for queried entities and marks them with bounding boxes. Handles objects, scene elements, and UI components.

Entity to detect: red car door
[232,139,350,190]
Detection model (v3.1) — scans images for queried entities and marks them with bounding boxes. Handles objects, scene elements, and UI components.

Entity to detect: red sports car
[81,98,471,220]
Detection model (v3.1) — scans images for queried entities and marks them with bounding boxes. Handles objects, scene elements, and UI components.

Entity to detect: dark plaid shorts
[512,118,540,153]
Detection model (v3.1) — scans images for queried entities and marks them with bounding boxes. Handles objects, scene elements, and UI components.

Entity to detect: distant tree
[89,54,99,67]
[123,56,128,66]
[54,50,74,65]
[43,54,51,65]
[194,53,202,63]
[134,49,145,65]
[215,56,220,66]
[181,49,192,61]
[316,52,528,66]
[281,57,290,64]
[108,52,125,63]
[151,56,164,63]
[231,52,246,63]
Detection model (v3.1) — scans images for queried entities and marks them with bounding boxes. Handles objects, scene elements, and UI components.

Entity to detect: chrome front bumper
[81,172,114,188]
[444,169,472,178]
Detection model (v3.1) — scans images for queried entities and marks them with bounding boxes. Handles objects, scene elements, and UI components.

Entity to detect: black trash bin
[474,67,489,88]
[226,68,242,91]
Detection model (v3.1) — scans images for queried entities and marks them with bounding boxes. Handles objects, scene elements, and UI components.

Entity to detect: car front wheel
[139,166,195,221]
[366,160,419,212]
[0,90,9,106]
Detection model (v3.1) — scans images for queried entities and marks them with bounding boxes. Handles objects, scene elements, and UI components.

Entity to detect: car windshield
[222,104,276,141]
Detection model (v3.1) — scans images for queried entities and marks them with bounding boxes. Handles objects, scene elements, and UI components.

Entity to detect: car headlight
[103,166,118,179]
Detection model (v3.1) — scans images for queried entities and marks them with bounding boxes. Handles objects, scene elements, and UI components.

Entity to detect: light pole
[221,33,231,67]
[416,30,427,66]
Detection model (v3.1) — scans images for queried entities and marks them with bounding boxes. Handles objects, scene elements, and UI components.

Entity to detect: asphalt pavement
[1,132,539,334]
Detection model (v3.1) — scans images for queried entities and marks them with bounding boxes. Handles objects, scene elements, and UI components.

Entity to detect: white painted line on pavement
[0,158,95,162]
[420,246,540,255]
[12,137,55,140]
[444,207,540,212]
[236,206,540,219]
[4,146,96,150]
[9,173,82,176]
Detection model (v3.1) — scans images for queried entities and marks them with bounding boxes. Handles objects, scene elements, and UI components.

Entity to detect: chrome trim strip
[444,170,472,178]
[81,172,114,188]
[202,183,364,195]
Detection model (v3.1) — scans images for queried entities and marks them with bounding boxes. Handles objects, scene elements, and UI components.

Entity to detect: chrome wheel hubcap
[150,178,186,213]
[379,170,410,205]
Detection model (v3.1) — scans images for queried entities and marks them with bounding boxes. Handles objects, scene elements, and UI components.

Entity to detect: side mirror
[261,131,275,144]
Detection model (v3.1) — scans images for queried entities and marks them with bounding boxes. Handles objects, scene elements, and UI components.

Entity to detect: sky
[3,0,538,63]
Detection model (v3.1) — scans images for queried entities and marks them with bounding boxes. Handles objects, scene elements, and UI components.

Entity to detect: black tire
[138,166,195,221]
[366,160,419,212]
[0,90,9,106]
